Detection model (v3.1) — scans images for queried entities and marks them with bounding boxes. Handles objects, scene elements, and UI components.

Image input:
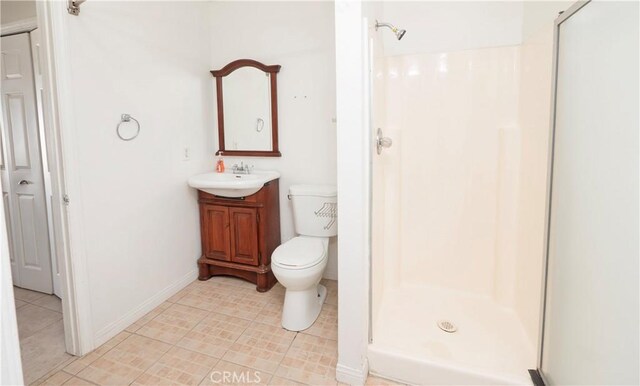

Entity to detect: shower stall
[365,1,569,384]
[359,1,640,385]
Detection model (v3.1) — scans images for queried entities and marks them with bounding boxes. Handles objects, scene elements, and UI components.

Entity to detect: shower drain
[437,320,457,333]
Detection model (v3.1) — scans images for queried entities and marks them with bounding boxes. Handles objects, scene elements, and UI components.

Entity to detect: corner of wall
[93,269,198,348]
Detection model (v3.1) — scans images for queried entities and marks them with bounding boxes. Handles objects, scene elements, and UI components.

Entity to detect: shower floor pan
[369,284,534,385]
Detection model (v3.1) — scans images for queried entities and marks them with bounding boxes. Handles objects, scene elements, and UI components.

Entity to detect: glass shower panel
[541,1,639,384]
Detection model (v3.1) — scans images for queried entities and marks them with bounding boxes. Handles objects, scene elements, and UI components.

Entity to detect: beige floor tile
[320,279,338,306]
[132,346,219,385]
[301,303,337,341]
[252,284,287,328]
[14,287,47,303]
[15,298,28,309]
[136,303,208,344]
[268,376,304,385]
[176,284,233,312]
[31,295,63,313]
[189,276,241,289]
[275,334,338,385]
[222,322,296,374]
[94,331,132,356]
[30,356,78,386]
[26,277,339,386]
[64,329,133,376]
[365,375,405,386]
[207,276,257,290]
[215,290,270,321]
[62,376,96,385]
[200,360,271,386]
[21,321,73,385]
[63,353,102,376]
[125,302,171,333]
[77,334,171,385]
[38,370,73,385]
[243,285,284,306]
[167,288,189,303]
[177,312,249,358]
[253,299,284,328]
[180,285,267,321]
[17,304,63,341]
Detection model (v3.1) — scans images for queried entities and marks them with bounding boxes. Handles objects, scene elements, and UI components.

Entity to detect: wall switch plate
[182,147,190,161]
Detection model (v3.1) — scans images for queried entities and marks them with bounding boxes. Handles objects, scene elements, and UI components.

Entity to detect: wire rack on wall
[315,202,337,230]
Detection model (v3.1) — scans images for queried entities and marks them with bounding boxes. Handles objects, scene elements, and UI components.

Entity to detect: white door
[540,1,639,384]
[30,28,62,297]
[1,32,54,294]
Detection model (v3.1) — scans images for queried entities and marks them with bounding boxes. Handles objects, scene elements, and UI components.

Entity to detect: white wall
[55,0,337,349]
[381,1,524,56]
[0,0,36,25]
[521,1,572,41]
[61,1,214,344]
[208,1,338,279]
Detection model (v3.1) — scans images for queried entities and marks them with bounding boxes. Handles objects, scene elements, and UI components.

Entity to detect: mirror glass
[222,67,272,151]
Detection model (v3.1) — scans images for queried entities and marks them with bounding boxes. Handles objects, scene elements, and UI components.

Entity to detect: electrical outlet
[183,147,190,161]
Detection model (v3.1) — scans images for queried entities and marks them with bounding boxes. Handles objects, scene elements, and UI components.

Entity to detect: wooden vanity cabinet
[197,179,280,292]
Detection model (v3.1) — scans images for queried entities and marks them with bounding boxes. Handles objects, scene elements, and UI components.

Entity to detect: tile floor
[28,277,400,386]
[14,287,74,385]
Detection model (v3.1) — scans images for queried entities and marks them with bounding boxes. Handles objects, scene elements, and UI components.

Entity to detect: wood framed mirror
[211,59,282,157]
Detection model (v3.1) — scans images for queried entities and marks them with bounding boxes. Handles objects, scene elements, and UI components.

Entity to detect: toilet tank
[289,185,337,237]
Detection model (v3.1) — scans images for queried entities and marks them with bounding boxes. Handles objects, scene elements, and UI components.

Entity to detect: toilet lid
[272,237,325,269]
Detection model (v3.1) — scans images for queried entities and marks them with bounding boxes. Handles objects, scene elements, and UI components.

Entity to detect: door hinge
[256,213,260,223]
[62,194,70,206]
[67,0,86,16]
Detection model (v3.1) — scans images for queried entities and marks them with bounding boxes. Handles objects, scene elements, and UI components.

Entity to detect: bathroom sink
[188,170,280,198]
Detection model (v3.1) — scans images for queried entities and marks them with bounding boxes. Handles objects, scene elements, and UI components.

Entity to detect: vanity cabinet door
[203,205,231,261]
[229,207,259,266]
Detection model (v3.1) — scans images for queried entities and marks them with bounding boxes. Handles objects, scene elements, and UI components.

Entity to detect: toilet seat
[272,236,326,269]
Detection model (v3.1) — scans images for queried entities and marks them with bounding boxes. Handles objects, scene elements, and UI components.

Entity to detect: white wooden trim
[35,1,94,356]
[0,178,24,386]
[93,269,198,347]
[335,1,371,385]
[336,362,369,386]
[0,17,37,36]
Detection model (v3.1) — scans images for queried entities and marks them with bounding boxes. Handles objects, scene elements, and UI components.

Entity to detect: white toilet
[272,185,337,331]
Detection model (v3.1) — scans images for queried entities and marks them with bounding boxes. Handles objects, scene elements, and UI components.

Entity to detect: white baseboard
[93,269,198,348]
[336,360,369,386]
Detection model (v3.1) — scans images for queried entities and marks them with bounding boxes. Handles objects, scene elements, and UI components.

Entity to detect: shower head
[375,20,406,40]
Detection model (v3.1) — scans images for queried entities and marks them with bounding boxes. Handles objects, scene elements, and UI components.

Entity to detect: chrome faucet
[232,161,253,175]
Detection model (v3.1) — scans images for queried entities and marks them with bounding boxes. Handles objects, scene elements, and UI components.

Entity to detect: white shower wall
[373,24,557,353]
[384,46,522,297]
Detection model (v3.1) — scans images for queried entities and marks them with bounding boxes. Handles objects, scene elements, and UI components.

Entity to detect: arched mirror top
[211,59,282,157]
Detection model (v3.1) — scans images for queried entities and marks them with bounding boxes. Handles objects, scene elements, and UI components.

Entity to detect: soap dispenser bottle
[216,157,225,173]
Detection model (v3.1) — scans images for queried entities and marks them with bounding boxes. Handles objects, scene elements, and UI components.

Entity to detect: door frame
[535,1,591,383]
[35,0,94,356]
[1,0,94,362]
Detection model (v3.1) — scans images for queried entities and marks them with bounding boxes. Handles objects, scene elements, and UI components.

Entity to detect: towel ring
[116,114,140,141]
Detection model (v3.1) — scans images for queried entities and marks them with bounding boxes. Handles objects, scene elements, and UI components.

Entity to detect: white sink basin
[188,170,280,198]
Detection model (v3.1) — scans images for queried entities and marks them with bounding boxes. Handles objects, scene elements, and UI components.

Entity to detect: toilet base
[281,284,327,331]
